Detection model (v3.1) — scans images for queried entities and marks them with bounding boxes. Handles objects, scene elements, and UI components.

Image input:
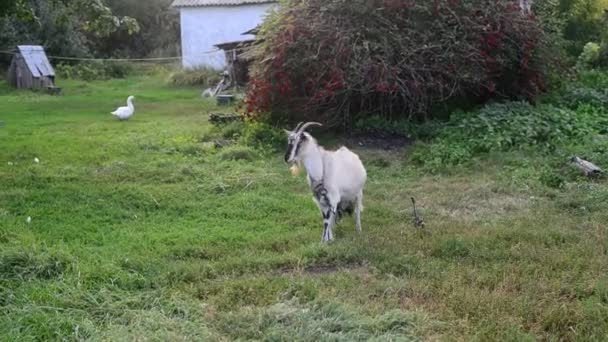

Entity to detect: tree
[0,0,138,36]
[95,0,179,58]
[0,0,139,66]
[534,0,608,56]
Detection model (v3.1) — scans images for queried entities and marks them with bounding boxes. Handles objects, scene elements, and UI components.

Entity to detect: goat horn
[297,122,323,133]
[293,121,304,132]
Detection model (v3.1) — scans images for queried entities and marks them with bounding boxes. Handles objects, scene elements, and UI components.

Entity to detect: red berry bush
[244,0,557,126]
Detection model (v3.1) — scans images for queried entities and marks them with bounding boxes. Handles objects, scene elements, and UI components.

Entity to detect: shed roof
[171,0,276,7]
[15,45,55,77]
[241,25,260,35]
[214,39,255,50]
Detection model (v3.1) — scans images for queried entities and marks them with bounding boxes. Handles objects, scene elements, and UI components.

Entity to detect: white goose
[111,95,135,120]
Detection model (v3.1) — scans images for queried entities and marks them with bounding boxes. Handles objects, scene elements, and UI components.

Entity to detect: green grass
[1,75,607,341]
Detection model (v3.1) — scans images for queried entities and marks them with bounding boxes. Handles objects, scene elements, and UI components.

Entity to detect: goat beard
[289,162,301,177]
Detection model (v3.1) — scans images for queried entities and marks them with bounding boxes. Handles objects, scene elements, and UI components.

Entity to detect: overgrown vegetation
[246,0,556,126]
[408,69,608,173]
[535,0,608,57]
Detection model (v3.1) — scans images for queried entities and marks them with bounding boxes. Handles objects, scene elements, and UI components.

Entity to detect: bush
[542,70,608,108]
[167,67,222,87]
[245,0,557,126]
[240,121,285,151]
[549,86,608,109]
[219,121,245,139]
[104,61,135,78]
[539,167,566,189]
[576,69,608,88]
[55,61,134,80]
[577,42,601,69]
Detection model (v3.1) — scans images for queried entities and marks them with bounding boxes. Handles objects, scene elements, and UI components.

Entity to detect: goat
[284,122,367,242]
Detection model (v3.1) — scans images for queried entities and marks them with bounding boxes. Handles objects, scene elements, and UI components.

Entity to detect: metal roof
[171,0,276,7]
[16,45,55,77]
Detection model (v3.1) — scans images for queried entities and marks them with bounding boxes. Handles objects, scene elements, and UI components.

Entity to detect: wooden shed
[7,45,56,90]
[214,39,256,87]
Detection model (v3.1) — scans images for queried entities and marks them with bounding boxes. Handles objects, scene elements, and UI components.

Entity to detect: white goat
[284,122,367,242]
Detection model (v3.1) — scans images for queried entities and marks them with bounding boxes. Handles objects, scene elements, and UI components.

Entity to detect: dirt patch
[345,132,413,151]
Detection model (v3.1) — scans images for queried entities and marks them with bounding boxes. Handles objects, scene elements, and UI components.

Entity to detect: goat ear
[283,129,291,135]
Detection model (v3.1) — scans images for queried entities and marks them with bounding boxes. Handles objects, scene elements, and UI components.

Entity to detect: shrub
[240,121,285,151]
[539,167,566,189]
[576,69,608,88]
[549,86,608,109]
[219,121,245,139]
[167,67,222,87]
[577,42,601,69]
[541,69,608,108]
[55,61,134,80]
[104,61,135,78]
[245,0,557,126]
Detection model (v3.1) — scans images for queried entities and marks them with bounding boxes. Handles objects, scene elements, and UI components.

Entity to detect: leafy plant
[412,100,608,172]
[411,141,473,173]
[539,167,566,189]
[240,121,285,152]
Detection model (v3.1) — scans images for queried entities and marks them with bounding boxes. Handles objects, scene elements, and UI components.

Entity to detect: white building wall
[179,4,274,69]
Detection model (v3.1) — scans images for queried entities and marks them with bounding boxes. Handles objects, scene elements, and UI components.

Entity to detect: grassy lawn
[1,75,607,341]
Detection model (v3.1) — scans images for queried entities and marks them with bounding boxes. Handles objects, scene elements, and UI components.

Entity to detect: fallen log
[571,156,603,177]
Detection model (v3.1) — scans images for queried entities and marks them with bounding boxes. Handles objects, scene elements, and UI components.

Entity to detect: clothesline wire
[0,48,237,62]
